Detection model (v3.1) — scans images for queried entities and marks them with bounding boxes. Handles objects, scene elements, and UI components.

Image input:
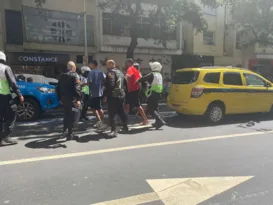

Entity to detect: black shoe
[80,118,86,122]
[106,131,117,138]
[119,125,129,133]
[83,117,89,121]
[152,121,166,130]
[1,136,18,145]
[60,132,67,139]
[66,134,76,141]
[94,121,102,128]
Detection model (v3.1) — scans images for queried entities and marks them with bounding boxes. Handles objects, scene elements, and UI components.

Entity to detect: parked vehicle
[168,66,273,123]
[14,74,60,121]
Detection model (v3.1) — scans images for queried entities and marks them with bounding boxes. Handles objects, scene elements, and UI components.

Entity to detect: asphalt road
[1,106,273,205]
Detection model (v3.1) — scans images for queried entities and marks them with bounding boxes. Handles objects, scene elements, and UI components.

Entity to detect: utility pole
[84,0,88,66]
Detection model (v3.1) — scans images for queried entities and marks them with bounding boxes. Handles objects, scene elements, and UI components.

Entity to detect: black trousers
[62,98,80,135]
[107,97,127,132]
[0,94,17,140]
[147,92,164,124]
[81,94,89,118]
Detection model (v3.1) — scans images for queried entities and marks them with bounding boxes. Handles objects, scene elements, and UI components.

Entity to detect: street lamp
[84,0,88,66]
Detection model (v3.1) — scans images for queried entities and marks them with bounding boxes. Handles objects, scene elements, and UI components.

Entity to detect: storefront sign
[18,56,58,63]
[8,53,70,65]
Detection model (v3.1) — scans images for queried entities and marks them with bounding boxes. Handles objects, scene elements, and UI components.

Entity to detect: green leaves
[98,0,208,41]
[34,0,46,8]
[203,0,273,47]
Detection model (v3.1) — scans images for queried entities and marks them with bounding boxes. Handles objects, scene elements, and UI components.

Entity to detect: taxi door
[242,73,272,113]
[220,72,249,114]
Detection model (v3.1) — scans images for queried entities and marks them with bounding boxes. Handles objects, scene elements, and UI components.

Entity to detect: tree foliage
[34,0,46,8]
[98,0,208,58]
[202,0,273,47]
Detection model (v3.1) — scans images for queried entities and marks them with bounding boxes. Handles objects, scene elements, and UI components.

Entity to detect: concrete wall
[214,56,242,66]
[22,0,97,15]
[0,0,4,51]
[192,6,225,57]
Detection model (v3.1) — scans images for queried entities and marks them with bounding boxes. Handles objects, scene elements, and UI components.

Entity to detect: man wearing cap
[0,51,24,146]
[103,60,128,138]
[138,62,166,129]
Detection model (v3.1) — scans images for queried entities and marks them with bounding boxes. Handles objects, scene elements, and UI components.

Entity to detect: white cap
[0,51,6,62]
[80,66,91,73]
[149,62,162,72]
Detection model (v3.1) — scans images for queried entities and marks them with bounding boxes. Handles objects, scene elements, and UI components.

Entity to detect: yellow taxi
[168,66,273,123]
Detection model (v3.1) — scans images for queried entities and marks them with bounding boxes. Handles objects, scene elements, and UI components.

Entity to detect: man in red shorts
[125,59,148,125]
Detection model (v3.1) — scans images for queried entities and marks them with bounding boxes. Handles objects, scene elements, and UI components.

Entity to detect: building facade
[0,0,184,78]
[1,0,97,78]
[1,0,272,78]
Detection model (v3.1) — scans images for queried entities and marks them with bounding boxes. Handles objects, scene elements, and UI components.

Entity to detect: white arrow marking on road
[92,176,253,205]
[147,176,253,205]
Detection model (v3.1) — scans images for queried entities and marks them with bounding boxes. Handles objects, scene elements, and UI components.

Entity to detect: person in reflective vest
[79,66,91,122]
[0,51,24,146]
[138,62,166,129]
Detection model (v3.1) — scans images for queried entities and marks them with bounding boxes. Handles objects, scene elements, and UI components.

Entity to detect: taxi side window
[223,72,243,86]
[244,73,265,87]
[203,73,220,84]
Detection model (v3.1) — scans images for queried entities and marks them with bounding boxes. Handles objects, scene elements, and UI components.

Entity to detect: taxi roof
[176,66,250,73]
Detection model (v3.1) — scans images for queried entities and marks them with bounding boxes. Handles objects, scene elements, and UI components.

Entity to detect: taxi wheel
[206,103,225,124]
[176,112,185,117]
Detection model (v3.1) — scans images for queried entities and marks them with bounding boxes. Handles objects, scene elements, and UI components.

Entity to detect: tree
[34,0,208,59]
[98,0,208,59]
[34,0,46,8]
[201,0,273,47]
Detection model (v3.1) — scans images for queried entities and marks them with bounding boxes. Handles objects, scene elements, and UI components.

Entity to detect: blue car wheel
[17,98,41,121]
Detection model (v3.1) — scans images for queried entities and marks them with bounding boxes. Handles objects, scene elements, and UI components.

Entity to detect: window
[172,71,200,84]
[102,13,176,40]
[5,10,23,45]
[204,73,220,84]
[203,6,217,16]
[223,72,242,86]
[76,55,93,64]
[244,74,266,87]
[236,32,242,49]
[203,31,215,45]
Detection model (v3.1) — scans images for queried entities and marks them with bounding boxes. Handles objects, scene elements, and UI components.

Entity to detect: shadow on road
[165,113,273,129]
[25,137,67,149]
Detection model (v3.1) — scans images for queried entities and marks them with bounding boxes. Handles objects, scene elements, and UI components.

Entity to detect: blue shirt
[87,69,106,97]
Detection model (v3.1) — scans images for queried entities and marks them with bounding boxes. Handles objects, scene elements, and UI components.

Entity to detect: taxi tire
[176,112,185,117]
[17,98,41,122]
[206,103,225,124]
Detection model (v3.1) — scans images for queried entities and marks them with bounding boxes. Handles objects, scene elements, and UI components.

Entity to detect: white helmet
[0,51,6,62]
[80,66,91,73]
[149,62,162,72]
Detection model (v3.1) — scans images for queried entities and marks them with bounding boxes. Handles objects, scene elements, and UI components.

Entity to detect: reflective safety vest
[145,72,163,97]
[0,65,10,95]
[81,85,90,95]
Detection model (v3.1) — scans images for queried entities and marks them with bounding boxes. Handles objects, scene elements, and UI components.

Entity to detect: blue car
[15,80,60,121]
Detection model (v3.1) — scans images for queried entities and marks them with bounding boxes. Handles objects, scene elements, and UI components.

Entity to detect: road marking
[0,130,272,166]
[92,192,159,205]
[92,176,253,205]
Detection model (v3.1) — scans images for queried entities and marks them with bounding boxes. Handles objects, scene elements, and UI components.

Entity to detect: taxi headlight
[36,87,56,94]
